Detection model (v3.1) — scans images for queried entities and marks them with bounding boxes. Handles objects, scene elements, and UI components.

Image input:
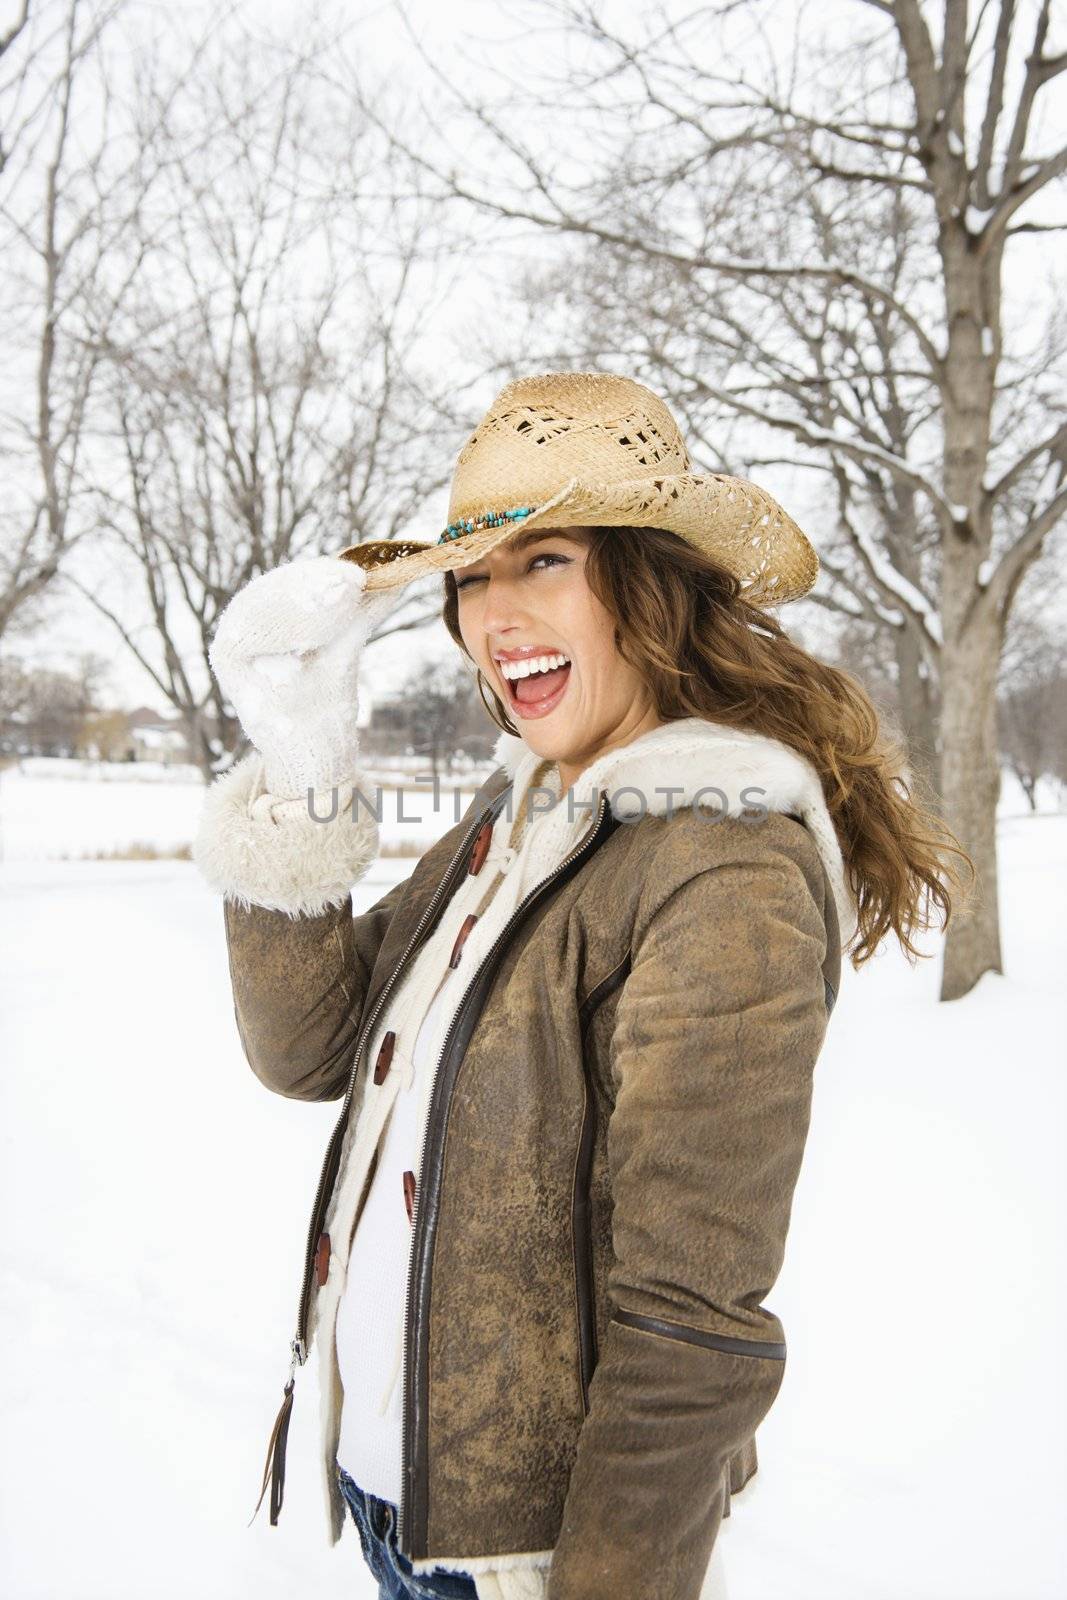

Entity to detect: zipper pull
[247,1339,305,1527]
[248,1380,295,1527]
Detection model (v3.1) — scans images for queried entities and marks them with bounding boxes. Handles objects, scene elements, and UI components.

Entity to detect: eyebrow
[468,527,584,563]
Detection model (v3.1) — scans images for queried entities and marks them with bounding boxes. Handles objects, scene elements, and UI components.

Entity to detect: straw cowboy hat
[339,371,819,605]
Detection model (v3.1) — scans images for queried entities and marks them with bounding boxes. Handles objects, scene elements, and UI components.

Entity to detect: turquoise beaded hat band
[438,506,533,544]
[338,371,819,604]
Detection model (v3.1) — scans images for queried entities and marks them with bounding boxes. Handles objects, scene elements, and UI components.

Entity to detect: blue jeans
[336,1463,479,1599]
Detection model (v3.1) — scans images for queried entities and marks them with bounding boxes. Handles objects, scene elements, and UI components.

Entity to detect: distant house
[123,707,191,766]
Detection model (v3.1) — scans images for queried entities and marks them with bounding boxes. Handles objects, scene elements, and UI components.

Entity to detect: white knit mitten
[209,556,405,799]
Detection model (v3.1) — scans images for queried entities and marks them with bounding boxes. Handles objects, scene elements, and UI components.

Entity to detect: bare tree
[998,659,1067,810]
[0,0,35,167]
[0,0,156,640]
[77,704,130,760]
[349,0,1067,998]
[509,184,951,786]
[400,657,475,783]
[997,550,1067,809]
[65,18,452,774]
[0,649,105,755]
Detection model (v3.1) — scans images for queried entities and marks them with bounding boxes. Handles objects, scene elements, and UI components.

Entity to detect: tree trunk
[938,604,1003,1000]
[1016,769,1037,813]
[937,223,1004,1001]
[895,624,941,803]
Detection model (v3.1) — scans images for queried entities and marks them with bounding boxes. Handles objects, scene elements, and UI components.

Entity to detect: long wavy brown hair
[441,523,973,970]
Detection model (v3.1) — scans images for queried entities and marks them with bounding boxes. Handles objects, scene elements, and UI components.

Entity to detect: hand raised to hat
[209,556,407,800]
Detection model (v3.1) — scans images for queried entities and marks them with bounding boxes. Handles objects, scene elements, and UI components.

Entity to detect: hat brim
[338,473,819,605]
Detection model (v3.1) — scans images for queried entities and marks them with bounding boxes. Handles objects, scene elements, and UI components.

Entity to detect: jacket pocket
[612,1306,786,1360]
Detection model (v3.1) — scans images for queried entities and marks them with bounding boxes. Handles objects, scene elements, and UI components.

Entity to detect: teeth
[498,653,570,680]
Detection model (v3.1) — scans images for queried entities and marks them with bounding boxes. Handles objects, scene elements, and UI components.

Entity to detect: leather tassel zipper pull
[248,1379,294,1527]
[248,1340,303,1527]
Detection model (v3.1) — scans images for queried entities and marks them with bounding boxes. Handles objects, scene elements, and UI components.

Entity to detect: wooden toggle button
[468,819,493,875]
[315,1232,331,1286]
[403,1170,416,1224]
[449,913,479,969]
[373,1030,396,1085]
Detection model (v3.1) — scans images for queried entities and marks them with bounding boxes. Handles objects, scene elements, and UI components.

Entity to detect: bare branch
[974,0,1017,209]
[347,87,948,381]
[976,147,1067,252]
[990,474,1067,616]
[986,422,1067,503]
[882,0,942,136]
[1000,0,1054,181]
[686,369,953,516]
[808,156,931,191]
[0,0,32,62]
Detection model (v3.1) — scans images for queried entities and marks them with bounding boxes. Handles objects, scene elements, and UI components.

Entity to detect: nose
[479,569,532,637]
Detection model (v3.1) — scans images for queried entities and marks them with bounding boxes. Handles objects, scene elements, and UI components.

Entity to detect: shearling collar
[492,717,858,948]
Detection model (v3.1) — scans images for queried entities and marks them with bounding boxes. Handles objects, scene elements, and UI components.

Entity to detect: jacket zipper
[255,783,513,1526]
[397,790,617,1557]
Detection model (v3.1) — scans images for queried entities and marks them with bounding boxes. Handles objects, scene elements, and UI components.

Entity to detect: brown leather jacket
[209,725,845,1599]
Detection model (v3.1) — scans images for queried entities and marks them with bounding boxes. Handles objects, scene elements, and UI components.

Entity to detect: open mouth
[497,654,572,719]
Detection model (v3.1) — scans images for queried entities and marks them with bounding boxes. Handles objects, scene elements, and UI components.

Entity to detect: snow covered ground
[1,783,1065,1598]
[0,758,491,862]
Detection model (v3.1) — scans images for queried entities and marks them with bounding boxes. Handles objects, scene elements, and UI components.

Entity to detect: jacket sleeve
[193,750,409,1102]
[221,873,411,1102]
[547,821,833,1600]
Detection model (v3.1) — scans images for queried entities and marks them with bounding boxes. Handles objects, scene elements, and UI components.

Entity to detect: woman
[194,372,968,1600]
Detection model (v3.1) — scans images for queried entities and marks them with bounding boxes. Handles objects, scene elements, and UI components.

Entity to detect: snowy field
[1,771,1065,1598]
[0,758,492,862]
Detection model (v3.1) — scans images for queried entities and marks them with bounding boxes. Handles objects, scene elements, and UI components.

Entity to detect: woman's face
[455,526,662,790]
